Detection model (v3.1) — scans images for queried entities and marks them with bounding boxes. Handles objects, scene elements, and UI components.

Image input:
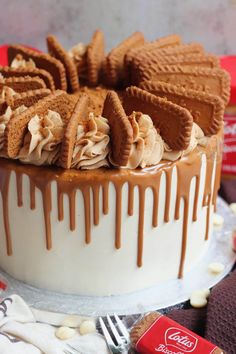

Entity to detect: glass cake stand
[1,197,235,317]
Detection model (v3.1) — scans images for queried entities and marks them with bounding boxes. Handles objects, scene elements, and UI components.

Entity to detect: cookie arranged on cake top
[0,31,232,298]
[0,31,230,170]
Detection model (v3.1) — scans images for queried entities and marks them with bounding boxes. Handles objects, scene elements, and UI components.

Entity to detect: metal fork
[99,314,130,353]
[64,344,82,354]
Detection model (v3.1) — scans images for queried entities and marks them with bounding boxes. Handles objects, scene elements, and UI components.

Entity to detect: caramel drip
[128,183,134,216]
[82,186,91,244]
[69,190,76,231]
[57,186,64,221]
[102,182,109,215]
[205,194,211,241]
[41,183,52,250]
[203,154,215,241]
[30,180,36,210]
[115,183,123,249]
[192,175,200,221]
[164,169,172,223]
[0,136,219,274]
[175,154,202,278]
[92,185,100,226]
[178,198,189,278]
[29,172,53,250]
[0,169,12,255]
[212,158,222,210]
[137,186,146,267]
[16,172,23,207]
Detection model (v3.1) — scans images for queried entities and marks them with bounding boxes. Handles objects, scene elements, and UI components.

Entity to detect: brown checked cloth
[167,269,236,354]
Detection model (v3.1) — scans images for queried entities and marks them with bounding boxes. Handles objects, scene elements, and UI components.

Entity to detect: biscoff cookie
[130,312,224,353]
[130,312,160,345]
[125,33,182,69]
[87,30,105,86]
[0,66,55,90]
[5,88,51,110]
[140,81,224,135]
[0,76,47,93]
[59,94,89,168]
[74,86,108,116]
[47,35,79,93]
[152,53,220,69]
[132,53,219,82]
[123,86,193,150]
[130,53,220,85]
[8,45,67,90]
[5,90,76,158]
[104,32,145,87]
[102,91,133,166]
[127,42,203,70]
[137,65,230,106]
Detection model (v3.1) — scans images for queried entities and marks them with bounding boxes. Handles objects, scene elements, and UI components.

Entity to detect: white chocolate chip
[190,296,208,308]
[230,203,236,215]
[208,262,225,274]
[55,326,76,340]
[79,320,96,335]
[61,315,82,328]
[190,289,209,308]
[191,289,210,299]
[213,213,224,227]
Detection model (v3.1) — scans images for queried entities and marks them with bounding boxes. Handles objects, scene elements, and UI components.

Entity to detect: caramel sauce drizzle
[16,172,23,207]
[0,138,220,278]
[0,170,12,255]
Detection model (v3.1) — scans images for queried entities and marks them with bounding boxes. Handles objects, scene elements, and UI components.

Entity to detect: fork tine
[106,315,123,345]
[99,317,115,347]
[66,344,82,354]
[114,314,130,341]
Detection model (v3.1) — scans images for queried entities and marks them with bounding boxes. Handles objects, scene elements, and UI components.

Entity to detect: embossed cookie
[127,42,203,67]
[131,54,219,84]
[152,53,220,69]
[47,35,79,93]
[102,91,133,166]
[8,45,67,90]
[5,88,51,110]
[125,34,182,68]
[104,32,145,86]
[130,312,160,346]
[60,94,89,168]
[140,81,224,135]
[123,86,193,150]
[0,76,47,93]
[5,90,76,158]
[0,66,55,90]
[87,30,105,86]
[137,65,230,106]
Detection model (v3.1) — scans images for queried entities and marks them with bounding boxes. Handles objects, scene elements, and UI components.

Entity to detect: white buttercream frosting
[126,112,164,169]
[0,106,12,151]
[19,110,64,166]
[1,87,16,101]
[68,43,87,61]
[71,112,110,170]
[11,54,36,69]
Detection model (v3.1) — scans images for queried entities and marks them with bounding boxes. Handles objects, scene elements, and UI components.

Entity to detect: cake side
[0,136,221,295]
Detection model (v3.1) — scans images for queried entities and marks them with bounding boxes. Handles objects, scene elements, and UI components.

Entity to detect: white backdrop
[0,0,235,54]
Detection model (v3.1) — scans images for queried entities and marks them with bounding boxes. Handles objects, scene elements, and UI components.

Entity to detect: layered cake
[0,32,230,296]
